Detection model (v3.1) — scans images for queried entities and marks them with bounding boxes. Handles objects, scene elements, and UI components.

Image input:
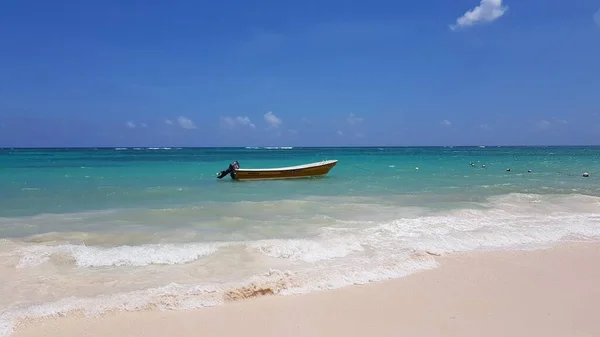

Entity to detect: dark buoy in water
[506,168,511,172]
[528,169,532,173]
[583,172,589,178]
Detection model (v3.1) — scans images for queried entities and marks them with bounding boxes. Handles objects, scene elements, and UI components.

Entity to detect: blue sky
[1,0,599,147]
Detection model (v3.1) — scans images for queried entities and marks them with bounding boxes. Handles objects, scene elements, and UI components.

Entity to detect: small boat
[216,160,338,181]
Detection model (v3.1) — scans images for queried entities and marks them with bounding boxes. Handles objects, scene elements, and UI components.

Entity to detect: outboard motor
[216,161,240,179]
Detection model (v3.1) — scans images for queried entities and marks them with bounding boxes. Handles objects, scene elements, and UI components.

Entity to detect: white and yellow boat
[216,160,338,181]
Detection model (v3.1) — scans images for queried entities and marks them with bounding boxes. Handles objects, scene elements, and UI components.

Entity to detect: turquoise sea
[1,146,600,335]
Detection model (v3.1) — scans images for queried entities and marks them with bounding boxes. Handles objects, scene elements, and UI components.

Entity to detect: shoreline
[12,241,600,337]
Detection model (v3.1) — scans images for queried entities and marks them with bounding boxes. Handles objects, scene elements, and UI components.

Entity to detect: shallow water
[1,146,599,336]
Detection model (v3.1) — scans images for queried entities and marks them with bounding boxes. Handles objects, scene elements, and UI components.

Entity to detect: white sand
[13,243,600,337]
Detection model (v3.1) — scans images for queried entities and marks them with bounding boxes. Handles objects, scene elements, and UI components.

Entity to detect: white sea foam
[9,194,600,271]
[0,283,223,337]
[2,193,600,336]
[357,212,600,255]
[15,246,52,268]
[0,255,437,337]
[248,235,364,263]
[15,242,226,268]
[69,243,225,267]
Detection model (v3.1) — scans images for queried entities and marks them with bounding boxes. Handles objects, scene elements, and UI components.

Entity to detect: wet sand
[14,242,600,337]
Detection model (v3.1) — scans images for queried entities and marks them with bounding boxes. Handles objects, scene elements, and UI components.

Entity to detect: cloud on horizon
[594,9,600,27]
[220,116,256,129]
[264,111,282,128]
[535,119,551,130]
[535,118,568,131]
[346,113,364,125]
[450,0,508,31]
[177,116,197,130]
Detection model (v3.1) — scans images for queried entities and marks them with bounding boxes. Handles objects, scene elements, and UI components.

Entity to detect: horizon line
[2,144,600,150]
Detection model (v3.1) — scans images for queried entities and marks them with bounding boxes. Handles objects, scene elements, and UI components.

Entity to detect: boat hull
[232,160,338,181]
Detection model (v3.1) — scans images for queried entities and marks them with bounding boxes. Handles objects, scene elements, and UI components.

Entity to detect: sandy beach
[12,242,600,337]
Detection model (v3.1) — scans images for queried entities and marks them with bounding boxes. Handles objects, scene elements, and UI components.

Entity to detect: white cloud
[238,116,256,128]
[536,118,568,130]
[347,113,364,125]
[337,130,344,136]
[450,0,508,31]
[164,119,174,125]
[264,111,282,128]
[177,116,197,130]
[554,118,568,125]
[441,119,452,126]
[221,116,256,129]
[140,123,148,128]
[355,132,365,138]
[288,129,299,135]
[535,120,551,130]
[480,123,489,130]
[595,9,600,27]
[126,121,136,128]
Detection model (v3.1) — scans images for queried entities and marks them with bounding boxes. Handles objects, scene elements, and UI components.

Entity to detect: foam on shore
[1,192,600,336]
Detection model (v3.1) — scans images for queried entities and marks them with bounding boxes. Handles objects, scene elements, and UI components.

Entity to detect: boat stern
[216,161,240,180]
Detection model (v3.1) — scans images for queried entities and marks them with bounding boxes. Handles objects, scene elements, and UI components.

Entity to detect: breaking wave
[2,193,600,336]
[14,242,225,268]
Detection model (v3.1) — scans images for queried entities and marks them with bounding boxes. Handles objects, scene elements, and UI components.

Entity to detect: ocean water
[1,146,600,335]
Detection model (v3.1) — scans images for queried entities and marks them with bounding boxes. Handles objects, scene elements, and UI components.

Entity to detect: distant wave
[114,147,174,151]
[245,146,294,150]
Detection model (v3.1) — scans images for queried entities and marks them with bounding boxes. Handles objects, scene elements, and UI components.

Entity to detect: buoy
[506,168,511,172]
[482,164,486,168]
[583,172,589,178]
[527,169,532,173]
